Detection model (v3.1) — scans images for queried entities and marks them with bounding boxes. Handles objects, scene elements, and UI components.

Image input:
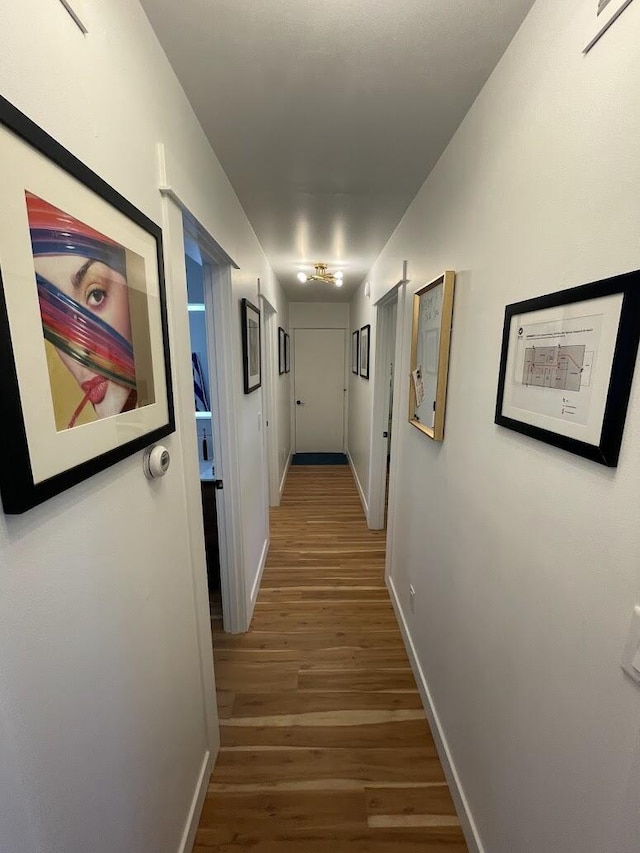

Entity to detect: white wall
[289,301,349,329]
[347,288,375,512]
[0,1,286,851]
[353,1,640,851]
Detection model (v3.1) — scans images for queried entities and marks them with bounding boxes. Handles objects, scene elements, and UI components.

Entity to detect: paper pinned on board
[412,366,425,408]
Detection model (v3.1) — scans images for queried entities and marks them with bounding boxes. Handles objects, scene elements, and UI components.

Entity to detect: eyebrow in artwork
[72,259,98,290]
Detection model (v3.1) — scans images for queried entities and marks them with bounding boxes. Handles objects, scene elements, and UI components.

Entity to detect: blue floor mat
[292,453,348,465]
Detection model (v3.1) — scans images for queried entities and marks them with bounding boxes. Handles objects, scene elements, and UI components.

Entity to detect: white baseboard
[279,449,292,498]
[386,575,485,853]
[176,749,212,853]
[346,448,369,520]
[249,536,270,617]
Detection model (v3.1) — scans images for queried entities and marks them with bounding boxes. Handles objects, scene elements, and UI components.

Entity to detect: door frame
[161,191,247,640]
[200,241,247,634]
[368,285,405,530]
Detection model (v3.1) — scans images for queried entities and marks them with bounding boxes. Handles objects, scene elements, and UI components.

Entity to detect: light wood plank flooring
[194,465,468,852]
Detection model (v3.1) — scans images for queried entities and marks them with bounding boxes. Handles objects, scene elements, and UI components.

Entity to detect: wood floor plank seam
[196,466,468,852]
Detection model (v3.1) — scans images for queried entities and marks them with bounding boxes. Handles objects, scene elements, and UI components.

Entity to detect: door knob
[296,400,305,405]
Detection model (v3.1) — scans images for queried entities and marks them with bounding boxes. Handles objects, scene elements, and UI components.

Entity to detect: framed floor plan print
[495,272,640,466]
[0,95,174,514]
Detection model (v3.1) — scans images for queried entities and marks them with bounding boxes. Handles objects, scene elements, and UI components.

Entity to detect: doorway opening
[180,211,247,635]
[369,291,400,530]
[185,240,222,625]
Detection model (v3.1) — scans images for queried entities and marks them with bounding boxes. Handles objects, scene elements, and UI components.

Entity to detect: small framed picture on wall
[278,326,285,375]
[359,325,370,379]
[284,332,291,373]
[351,329,359,375]
[241,298,261,394]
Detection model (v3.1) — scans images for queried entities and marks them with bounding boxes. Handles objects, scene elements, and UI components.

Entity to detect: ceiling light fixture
[297,263,345,287]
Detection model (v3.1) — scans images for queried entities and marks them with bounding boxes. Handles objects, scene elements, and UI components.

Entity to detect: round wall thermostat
[143,445,171,479]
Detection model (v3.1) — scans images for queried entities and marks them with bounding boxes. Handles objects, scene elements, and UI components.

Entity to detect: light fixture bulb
[335,279,343,287]
[335,271,343,280]
[297,271,308,283]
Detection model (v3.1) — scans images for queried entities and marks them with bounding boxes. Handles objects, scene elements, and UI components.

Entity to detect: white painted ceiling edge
[139,0,536,301]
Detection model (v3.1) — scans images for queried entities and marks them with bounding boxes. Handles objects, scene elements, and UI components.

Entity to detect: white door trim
[159,197,220,759]
[368,276,409,539]
[368,292,397,529]
[202,259,248,634]
[162,194,248,638]
[385,283,409,581]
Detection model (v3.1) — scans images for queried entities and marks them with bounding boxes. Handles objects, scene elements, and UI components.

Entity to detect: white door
[294,328,345,452]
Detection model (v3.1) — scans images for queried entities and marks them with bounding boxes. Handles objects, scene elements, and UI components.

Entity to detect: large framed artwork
[278,325,285,375]
[495,272,640,466]
[408,271,456,441]
[360,324,370,380]
[351,329,359,375]
[584,0,636,53]
[0,96,174,514]
[241,298,261,393]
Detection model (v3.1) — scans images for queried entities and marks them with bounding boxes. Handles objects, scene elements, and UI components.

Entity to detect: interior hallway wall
[354,1,640,851]
[0,1,286,851]
[289,302,349,330]
[347,286,375,515]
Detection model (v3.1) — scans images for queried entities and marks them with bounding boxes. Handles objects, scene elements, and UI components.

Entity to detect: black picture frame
[0,95,175,515]
[360,324,371,380]
[495,271,640,467]
[241,298,261,394]
[352,329,360,375]
[284,332,291,373]
[278,326,286,375]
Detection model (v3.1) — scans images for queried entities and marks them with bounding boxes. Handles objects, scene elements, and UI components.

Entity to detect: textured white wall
[356,0,640,850]
[289,302,349,330]
[0,1,286,851]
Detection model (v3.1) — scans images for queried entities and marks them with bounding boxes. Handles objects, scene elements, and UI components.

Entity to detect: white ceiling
[141,0,534,301]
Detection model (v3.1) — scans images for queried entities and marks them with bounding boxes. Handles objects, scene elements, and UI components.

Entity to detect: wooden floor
[193,466,468,853]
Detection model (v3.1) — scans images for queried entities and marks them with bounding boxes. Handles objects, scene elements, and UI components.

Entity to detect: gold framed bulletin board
[408,271,456,441]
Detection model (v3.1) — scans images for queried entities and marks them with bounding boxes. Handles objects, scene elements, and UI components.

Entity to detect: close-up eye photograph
[1,1,639,852]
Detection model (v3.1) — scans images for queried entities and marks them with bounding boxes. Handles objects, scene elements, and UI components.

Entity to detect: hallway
[194,466,468,852]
